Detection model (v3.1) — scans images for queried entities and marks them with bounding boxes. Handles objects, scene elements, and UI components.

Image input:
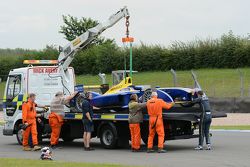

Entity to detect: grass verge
[1,68,250,98]
[0,158,135,167]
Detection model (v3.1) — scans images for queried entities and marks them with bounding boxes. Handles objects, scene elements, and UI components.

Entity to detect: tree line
[0,31,250,80]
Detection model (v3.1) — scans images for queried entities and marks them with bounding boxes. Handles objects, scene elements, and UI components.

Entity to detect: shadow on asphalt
[4,136,195,152]
[39,139,194,152]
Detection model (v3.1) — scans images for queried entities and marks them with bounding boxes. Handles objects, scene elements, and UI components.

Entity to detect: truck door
[4,74,23,117]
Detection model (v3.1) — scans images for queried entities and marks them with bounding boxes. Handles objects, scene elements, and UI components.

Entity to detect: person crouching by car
[128,94,146,152]
[82,92,97,151]
[193,90,212,150]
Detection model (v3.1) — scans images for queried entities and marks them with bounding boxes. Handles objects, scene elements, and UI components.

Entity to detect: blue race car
[87,71,199,109]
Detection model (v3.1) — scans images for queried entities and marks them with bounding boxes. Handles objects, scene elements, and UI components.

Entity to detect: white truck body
[3,66,75,135]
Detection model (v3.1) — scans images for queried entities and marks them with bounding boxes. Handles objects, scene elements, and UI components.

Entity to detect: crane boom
[58,6,129,70]
[57,6,130,95]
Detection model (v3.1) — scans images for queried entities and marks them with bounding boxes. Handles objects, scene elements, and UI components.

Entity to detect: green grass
[211,125,250,130]
[1,68,250,98]
[0,158,135,167]
[77,68,250,97]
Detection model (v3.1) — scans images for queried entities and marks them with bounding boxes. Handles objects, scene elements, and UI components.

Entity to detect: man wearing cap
[22,93,47,151]
[49,91,77,149]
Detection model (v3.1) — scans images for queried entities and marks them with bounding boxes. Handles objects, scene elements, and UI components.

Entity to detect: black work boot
[158,148,167,153]
[84,147,95,151]
[147,148,155,153]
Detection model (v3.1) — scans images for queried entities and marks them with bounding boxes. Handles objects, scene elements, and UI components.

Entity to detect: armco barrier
[210,98,250,113]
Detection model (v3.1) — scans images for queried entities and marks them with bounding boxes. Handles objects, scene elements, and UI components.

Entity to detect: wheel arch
[13,119,23,134]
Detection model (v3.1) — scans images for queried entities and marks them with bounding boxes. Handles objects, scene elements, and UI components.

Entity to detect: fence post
[170,68,177,87]
[237,69,244,98]
[191,70,202,89]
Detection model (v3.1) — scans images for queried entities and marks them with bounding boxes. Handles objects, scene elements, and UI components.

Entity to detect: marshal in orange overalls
[22,99,38,147]
[146,97,173,149]
[49,112,63,146]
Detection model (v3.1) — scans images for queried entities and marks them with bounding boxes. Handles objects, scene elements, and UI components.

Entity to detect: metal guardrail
[169,69,250,98]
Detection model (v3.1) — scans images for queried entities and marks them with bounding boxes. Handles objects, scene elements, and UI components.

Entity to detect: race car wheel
[69,93,86,113]
[100,125,118,149]
[75,93,85,112]
[142,89,153,102]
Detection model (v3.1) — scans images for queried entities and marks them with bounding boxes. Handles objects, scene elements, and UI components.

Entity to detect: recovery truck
[2,6,225,148]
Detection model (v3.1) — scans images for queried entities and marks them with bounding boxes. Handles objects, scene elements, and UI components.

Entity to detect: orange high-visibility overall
[129,124,141,150]
[22,99,38,147]
[146,97,172,149]
[49,112,63,145]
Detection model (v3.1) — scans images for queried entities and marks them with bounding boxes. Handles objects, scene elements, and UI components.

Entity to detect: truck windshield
[6,75,21,100]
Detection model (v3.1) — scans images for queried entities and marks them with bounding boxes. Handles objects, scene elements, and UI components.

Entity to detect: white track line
[211,129,250,133]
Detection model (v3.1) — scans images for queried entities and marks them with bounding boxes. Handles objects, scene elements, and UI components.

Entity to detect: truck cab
[3,64,75,140]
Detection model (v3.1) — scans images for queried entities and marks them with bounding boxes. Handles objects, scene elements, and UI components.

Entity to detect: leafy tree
[59,15,107,45]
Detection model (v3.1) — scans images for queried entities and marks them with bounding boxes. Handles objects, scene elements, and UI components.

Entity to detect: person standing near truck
[128,94,146,152]
[22,93,46,151]
[146,92,174,153]
[193,90,212,150]
[82,92,96,151]
[49,91,77,149]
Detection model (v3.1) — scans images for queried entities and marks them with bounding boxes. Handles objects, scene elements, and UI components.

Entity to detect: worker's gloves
[43,107,49,112]
[20,123,29,130]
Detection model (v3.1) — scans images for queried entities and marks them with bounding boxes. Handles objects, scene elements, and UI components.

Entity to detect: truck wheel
[16,124,43,146]
[16,126,23,145]
[100,125,118,149]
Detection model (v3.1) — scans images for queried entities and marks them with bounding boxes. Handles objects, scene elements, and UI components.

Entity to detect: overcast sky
[0,0,249,49]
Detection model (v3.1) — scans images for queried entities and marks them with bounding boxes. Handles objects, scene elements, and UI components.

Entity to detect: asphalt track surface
[0,127,249,167]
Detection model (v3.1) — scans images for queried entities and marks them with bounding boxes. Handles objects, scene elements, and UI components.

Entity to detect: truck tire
[16,124,43,146]
[16,126,23,145]
[100,125,118,149]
